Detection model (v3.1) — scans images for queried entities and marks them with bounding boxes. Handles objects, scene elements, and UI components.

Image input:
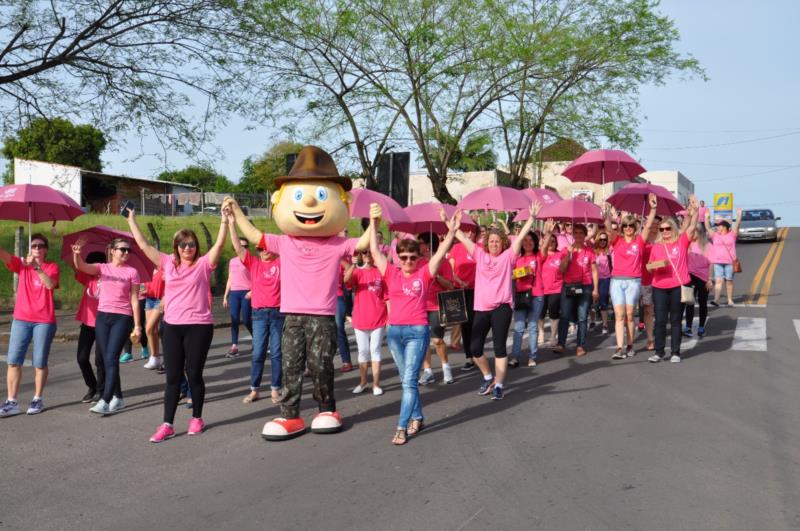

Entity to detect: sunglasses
[115,247,131,253]
[30,243,47,249]
[659,227,672,232]
[598,238,608,242]
[398,255,419,262]
[358,250,371,255]
[621,223,636,229]
[178,241,197,249]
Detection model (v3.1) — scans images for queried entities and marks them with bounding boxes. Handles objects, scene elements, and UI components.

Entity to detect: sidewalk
[0,296,234,345]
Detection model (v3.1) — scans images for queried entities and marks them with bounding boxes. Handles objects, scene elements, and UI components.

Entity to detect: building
[14,158,201,215]
[638,170,694,205]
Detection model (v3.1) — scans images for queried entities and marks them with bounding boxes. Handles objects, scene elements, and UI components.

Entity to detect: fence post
[146,223,160,251]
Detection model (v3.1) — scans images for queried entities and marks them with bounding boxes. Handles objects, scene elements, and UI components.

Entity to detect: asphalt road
[1,231,799,531]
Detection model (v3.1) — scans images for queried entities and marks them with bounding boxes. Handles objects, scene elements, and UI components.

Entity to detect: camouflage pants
[280,314,337,419]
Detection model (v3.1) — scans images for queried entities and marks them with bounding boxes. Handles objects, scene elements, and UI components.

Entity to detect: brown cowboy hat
[274,145,353,191]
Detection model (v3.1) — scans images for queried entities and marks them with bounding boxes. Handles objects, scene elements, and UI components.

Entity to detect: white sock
[32,395,41,400]
[442,363,451,369]
[7,397,17,403]
[424,368,433,375]
[495,382,504,389]
[483,373,493,381]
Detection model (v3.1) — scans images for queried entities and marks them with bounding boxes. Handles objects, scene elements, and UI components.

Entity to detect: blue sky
[101,0,800,225]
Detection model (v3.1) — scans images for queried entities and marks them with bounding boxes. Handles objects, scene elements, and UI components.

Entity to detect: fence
[124,191,272,218]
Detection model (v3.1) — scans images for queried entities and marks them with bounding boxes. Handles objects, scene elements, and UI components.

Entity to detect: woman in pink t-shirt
[592,231,612,335]
[73,237,142,415]
[447,225,478,368]
[704,208,742,307]
[452,201,540,400]
[344,249,387,396]
[555,222,598,357]
[73,251,107,403]
[510,231,544,368]
[126,206,228,443]
[368,204,459,446]
[683,226,713,338]
[223,237,253,357]
[539,231,564,347]
[646,196,699,363]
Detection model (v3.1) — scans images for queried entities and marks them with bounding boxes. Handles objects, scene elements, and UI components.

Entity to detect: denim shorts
[7,319,57,368]
[145,297,161,311]
[610,278,641,307]
[714,263,734,281]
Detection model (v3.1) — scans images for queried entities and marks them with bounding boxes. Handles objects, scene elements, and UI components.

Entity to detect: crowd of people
[0,187,744,445]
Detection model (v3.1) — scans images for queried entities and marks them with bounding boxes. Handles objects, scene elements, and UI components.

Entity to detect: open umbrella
[389,202,477,235]
[0,183,84,246]
[521,188,562,206]
[515,198,603,223]
[349,188,410,224]
[562,149,646,185]
[607,183,683,217]
[457,186,530,212]
[61,226,154,282]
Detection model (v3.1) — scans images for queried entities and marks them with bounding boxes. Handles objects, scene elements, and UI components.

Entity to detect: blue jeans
[95,311,133,402]
[511,296,545,360]
[228,290,252,345]
[597,278,611,311]
[250,307,285,390]
[558,285,592,347]
[7,319,56,368]
[335,296,352,364]
[387,325,429,430]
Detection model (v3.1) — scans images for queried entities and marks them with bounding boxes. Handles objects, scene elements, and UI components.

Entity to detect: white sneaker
[0,400,21,417]
[418,371,435,385]
[648,354,662,363]
[90,399,110,415]
[109,396,125,412]
[143,356,162,370]
[352,385,367,394]
[442,365,454,384]
[670,355,681,363]
[372,386,384,396]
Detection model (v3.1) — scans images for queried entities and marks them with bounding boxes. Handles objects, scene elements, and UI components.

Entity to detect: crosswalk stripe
[732,317,767,351]
[794,320,800,343]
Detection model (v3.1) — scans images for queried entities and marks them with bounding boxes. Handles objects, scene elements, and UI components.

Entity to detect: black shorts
[427,311,445,339]
[544,293,561,320]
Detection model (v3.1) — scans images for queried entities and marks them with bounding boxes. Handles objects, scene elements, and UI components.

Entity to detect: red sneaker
[261,417,306,441]
[311,411,343,434]
[340,362,353,373]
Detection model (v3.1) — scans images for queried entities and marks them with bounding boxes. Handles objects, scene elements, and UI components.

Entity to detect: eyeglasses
[398,255,419,262]
[178,241,197,249]
[621,223,636,229]
[30,243,47,249]
[115,247,131,253]
[659,227,672,232]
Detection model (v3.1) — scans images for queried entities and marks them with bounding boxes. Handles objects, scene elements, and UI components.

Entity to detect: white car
[737,209,780,242]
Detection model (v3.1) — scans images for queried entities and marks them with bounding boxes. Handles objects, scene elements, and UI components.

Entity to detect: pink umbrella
[349,188,410,224]
[515,198,603,223]
[521,188,562,206]
[562,149,646,185]
[457,186,530,212]
[390,202,477,234]
[61,226,154,282]
[607,183,683,217]
[0,183,84,246]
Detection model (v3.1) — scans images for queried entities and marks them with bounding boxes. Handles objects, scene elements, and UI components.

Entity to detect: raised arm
[369,204,388,275]
[71,239,100,276]
[541,219,555,257]
[703,206,713,235]
[223,197,264,247]
[429,209,461,276]
[205,210,230,268]
[732,208,743,233]
[354,226,371,252]
[641,193,658,236]
[511,201,540,256]
[604,205,619,245]
[684,195,699,240]
[124,206,161,267]
[228,220,247,262]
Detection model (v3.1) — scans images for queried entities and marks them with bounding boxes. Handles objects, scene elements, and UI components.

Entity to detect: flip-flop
[392,429,408,445]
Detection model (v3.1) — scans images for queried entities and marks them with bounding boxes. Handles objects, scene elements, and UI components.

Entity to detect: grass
[1,213,370,310]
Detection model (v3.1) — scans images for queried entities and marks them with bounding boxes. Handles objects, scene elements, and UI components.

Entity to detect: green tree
[2,117,106,183]
[430,132,497,173]
[237,141,305,194]
[158,165,232,192]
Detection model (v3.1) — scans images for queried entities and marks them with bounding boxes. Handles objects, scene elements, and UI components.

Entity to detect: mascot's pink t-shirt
[649,233,691,289]
[243,253,281,309]
[384,264,433,326]
[541,252,564,295]
[611,235,645,278]
[97,263,140,316]
[159,253,215,325]
[7,257,59,324]
[348,266,387,330]
[471,246,515,311]
[261,234,357,315]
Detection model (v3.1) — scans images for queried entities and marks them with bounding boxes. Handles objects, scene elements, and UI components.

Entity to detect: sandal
[392,429,408,445]
[270,389,281,404]
[407,419,425,436]
[646,342,655,351]
[243,392,259,404]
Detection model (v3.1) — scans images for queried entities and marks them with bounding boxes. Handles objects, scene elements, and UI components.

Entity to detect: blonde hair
[656,218,680,243]
[271,183,349,214]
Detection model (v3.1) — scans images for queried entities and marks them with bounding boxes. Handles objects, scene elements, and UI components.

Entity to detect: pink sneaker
[149,423,175,443]
[188,417,205,436]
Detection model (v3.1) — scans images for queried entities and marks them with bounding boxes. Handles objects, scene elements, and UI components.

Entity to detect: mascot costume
[224,146,368,441]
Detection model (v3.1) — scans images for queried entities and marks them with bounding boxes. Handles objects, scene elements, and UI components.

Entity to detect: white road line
[794,320,800,343]
[732,317,767,352]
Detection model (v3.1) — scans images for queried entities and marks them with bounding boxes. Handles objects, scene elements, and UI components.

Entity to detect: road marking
[746,229,782,304]
[731,317,767,351]
[794,320,800,343]
[757,228,789,305]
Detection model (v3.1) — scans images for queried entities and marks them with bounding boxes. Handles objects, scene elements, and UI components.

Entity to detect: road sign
[714,192,733,220]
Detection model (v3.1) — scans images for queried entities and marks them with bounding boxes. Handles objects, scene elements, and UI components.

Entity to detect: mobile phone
[120,200,135,218]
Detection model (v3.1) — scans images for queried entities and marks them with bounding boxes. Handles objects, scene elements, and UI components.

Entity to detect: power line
[640,130,800,150]
[644,159,796,169]
[641,127,800,134]
[692,164,800,182]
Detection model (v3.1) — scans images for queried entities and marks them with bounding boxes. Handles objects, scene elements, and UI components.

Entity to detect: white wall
[14,159,82,204]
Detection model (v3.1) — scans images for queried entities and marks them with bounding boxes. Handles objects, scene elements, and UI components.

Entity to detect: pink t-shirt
[261,234,357,315]
[596,252,612,279]
[649,233,691,289]
[611,235,645,278]
[531,255,545,297]
[448,242,477,289]
[471,246,515,311]
[423,258,454,311]
[709,232,737,264]
[349,267,388,329]
[159,253,215,325]
[7,257,59,324]
[641,244,654,286]
[228,257,252,291]
[75,272,100,327]
[562,246,595,285]
[144,270,165,300]
[556,233,574,249]
[97,263,140,316]
[384,264,433,326]
[514,254,538,293]
[541,252,564,295]
[244,253,281,309]
[688,242,711,282]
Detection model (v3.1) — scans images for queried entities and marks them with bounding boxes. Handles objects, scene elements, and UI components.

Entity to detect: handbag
[514,290,532,309]
[565,283,584,298]
[720,236,743,273]
[663,243,693,304]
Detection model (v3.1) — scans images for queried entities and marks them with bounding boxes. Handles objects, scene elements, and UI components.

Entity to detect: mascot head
[271,146,352,237]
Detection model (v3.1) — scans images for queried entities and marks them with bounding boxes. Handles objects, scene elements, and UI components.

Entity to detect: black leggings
[76,324,105,393]
[470,303,513,359]
[654,286,682,355]
[684,274,709,328]
[162,322,214,423]
[544,293,561,320]
[460,289,476,358]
